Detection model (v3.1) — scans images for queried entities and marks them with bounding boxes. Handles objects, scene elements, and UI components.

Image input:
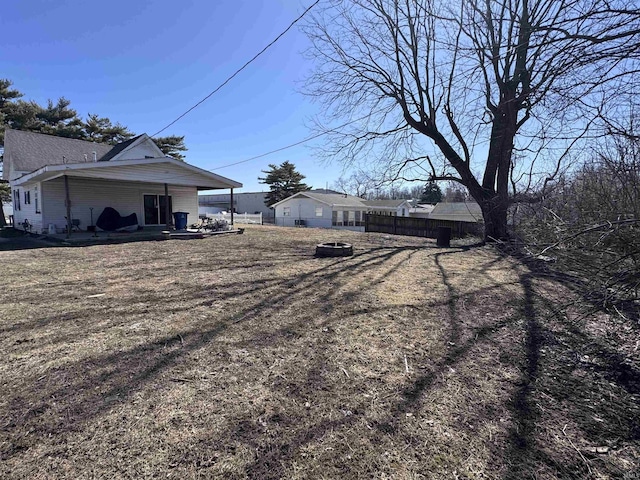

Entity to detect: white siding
[275,197,333,228]
[10,183,43,232]
[274,197,366,231]
[59,162,227,188]
[41,177,198,233]
[115,141,162,160]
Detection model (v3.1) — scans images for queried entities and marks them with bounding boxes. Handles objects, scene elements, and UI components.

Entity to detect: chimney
[84,154,88,161]
[92,151,97,161]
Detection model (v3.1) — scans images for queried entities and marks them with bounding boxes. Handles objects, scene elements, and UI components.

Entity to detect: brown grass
[0,225,638,479]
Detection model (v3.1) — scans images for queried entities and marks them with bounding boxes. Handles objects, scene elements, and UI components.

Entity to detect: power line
[151,0,320,138]
[211,132,325,170]
[211,110,389,170]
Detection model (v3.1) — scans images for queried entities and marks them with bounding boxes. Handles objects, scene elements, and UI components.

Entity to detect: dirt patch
[0,225,638,478]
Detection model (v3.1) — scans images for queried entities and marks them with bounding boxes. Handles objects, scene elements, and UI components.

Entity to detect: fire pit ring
[315,242,353,257]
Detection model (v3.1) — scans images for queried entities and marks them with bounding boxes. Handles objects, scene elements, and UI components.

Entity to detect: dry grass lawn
[0,225,638,479]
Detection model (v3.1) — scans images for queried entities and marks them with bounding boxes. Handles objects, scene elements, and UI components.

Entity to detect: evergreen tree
[420,181,442,204]
[38,98,85,139]
[259,161,311,206]
[0,78,190,160]
[85,114,134,144]
[152,135,187,160]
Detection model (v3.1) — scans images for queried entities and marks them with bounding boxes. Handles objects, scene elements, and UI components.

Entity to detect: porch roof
[11,157,242,190]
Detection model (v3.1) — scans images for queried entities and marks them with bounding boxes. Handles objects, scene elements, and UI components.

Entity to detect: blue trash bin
[172,212,189,230]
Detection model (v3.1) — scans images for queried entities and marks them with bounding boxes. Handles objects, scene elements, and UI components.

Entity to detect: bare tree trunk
[480,195,509,241]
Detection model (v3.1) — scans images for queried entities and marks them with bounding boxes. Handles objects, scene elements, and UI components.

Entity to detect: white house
[272,192,412,231]
[272,191,367,230]
[3,129,242,234]
[362,199,412,217]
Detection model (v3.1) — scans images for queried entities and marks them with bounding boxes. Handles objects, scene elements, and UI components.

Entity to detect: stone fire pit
[315,242,354,257]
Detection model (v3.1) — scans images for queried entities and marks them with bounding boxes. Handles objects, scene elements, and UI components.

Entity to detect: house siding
[274,196,366,231]
[40,177,198,233]
[11,183,43,232]
[274,196,333,228]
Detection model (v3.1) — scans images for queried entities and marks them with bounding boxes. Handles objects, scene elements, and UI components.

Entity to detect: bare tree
[304,0,640,240]
[333,170,377,197]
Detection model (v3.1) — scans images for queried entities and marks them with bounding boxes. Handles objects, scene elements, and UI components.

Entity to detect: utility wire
[211,109,389,170]
[151,0,320,138]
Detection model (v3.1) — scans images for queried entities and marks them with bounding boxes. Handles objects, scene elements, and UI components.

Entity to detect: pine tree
[420,181,442,204]
[152,135,187,160]
[259,161,311,206]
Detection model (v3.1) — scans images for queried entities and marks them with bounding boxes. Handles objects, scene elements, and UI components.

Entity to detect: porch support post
[64,175,72,238]
[164,183,171,230]
[230,188,234,226]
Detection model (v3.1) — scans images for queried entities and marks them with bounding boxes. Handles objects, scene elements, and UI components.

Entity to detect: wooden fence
[364,214,481,238]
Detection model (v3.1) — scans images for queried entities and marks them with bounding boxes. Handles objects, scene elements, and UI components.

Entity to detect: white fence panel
[205,212,262,225]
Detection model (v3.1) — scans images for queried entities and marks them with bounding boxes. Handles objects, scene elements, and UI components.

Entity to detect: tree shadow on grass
[0,242,433,462]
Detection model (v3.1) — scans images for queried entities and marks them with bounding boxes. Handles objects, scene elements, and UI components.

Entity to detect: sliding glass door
[143,194,172,225]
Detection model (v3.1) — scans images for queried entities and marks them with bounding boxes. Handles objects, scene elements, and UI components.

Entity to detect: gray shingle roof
[362,199,410,208]
[98,134,142,162]
[4,129,114,175]
[429,202,483,222]
[299,191,369,207]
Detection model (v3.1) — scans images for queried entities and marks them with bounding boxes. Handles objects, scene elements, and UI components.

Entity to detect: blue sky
[1,0,343,192]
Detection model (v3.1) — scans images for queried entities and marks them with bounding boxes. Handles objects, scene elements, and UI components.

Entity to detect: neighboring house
[3,129,242,234]
[362,199,412,217]
[272,192,412,231]
[428,201,483,223]
[199,191,272,218]
[198,189,342,219]
[409,203,436,218]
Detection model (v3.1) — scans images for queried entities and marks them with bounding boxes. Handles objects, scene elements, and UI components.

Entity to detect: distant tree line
[0,79,187,159]
[332,172,474,204]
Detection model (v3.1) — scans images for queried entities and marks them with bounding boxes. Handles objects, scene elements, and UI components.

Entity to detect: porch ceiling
[12,157,242,190]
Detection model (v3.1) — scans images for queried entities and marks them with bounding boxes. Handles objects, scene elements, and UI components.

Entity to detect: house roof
[272,191,368,208]
[97,134,143,162]
[12,157,242,190]
[4,128,113,174]
[410,204,436,213]
[272,192,416,210]
[362,199,411,209]
[5,128,242,190]
[429,202,483,223]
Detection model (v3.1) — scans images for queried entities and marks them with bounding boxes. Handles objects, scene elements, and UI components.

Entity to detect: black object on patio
[96,207,139,232]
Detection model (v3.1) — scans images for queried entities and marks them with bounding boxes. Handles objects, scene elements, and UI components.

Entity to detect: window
[34,186,40,213]
[355,211,363,226]
[24,190,31,205]
[315,207,323,217]
[13,189,20,211]
[342,210,349,226]
[283,207,291,216]
[401,208,405,216]
[332,210,339,226]
[347,211,355,226]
